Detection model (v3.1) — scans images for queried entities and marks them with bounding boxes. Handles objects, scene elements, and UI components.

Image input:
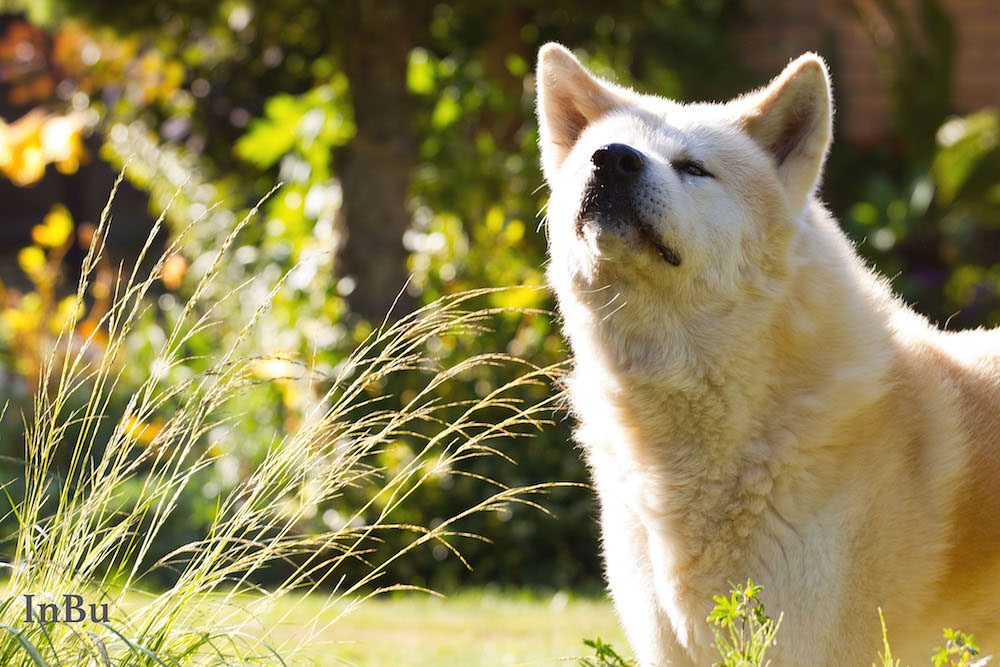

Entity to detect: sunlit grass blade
[0,174,567,665]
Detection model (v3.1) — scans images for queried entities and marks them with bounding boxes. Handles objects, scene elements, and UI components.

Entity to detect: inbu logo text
[23,594,109,623]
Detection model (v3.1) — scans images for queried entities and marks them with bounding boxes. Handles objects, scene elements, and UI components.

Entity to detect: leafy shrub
[933,628,989,667]
[579,636,635,667]
[707,579,781,667]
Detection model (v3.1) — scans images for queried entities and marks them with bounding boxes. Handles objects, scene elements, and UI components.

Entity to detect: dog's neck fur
[560,199,909,579]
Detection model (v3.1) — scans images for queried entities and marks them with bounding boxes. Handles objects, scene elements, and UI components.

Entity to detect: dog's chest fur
[565,325,788,650]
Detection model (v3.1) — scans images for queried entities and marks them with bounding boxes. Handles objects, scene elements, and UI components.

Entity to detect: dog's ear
[536,43,628,182]
[738,53,833,213]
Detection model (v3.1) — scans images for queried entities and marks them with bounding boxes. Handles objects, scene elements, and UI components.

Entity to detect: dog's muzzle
[579,143,644,229]
[576,143,681,267]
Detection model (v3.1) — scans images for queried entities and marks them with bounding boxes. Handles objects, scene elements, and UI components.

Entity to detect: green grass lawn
[261,589,630,666]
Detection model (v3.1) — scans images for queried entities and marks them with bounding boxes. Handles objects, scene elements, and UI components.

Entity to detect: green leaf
[235,118,297,168]
[431,93,462,129]
[408,48,436,95]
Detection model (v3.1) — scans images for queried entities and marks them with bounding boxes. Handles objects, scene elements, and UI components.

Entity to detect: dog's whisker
[536,213,549,234]
[576,284,613,295]
[594,292,622,312]
[600,299,627,323]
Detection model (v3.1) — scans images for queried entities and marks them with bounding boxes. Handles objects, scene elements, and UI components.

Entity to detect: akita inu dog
[535,43,1000,666]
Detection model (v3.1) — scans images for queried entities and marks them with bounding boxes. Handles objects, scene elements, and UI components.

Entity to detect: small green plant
[579,636,635,667]
[873,608,902,667]
[933,628,989,667]
[707,579,782,667]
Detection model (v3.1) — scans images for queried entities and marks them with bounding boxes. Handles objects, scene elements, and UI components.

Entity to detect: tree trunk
[335,0,426,322]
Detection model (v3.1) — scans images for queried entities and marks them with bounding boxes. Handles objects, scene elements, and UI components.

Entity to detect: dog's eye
[675,160,713,178]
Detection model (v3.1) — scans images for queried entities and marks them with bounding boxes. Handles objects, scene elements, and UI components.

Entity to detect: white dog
[536,43,1000,666]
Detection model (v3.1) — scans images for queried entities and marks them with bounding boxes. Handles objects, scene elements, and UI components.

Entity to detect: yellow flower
[2,293,43,334]
[32,204,74,248]
[49,295,83,334]
[17,246,46,278]
[76,318,108,347]
[0,110,45,185]
[2,307,36,334]
[0,111,87,186]
[161,254,187,290]
[120,415,165,445]
[0,121,13,169]
[12,144,46,186]
[40,114,86,167]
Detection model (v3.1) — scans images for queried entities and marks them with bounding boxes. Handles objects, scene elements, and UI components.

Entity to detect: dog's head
[536,44,833,347]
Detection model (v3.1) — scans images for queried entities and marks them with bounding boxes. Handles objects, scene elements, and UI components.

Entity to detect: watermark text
[23,594,109,623]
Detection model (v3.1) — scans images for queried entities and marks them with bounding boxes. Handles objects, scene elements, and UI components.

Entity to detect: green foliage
[579,637,635,667]
[829,0,1000,334]
[838,107,1000,331]
[707,579,782,667]
[933,111,1000,218]
[235,80,355,171]
[932,628,988,667]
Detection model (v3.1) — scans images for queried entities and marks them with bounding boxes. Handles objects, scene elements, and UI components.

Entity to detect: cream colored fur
[535,43,1000,666]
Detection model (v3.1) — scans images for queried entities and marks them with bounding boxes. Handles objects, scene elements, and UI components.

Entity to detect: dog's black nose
[591,143,644,182]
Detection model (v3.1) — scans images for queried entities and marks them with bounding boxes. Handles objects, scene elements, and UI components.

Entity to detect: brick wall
[736,0,1000,144]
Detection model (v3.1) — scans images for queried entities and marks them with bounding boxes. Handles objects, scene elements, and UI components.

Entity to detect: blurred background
[0,0,997,595]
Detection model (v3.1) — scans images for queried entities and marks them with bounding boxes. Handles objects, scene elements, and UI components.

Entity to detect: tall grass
[0,173,565,665]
